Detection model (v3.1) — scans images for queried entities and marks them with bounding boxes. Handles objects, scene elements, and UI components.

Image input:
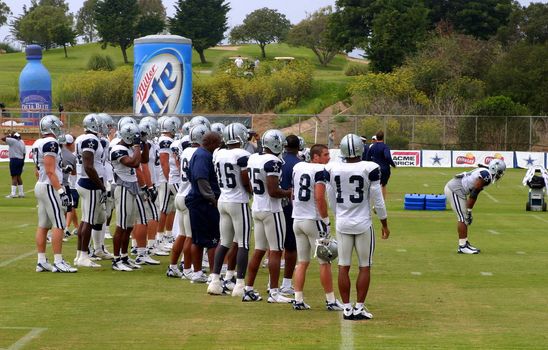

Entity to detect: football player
[291,143,344,311]
[110,122,147,271]
[243,129,293,303]
[207,123,252,296]
[326,133,390,320]
[444,159,506,254]
[33,115,77,273]
[74,114,107,268]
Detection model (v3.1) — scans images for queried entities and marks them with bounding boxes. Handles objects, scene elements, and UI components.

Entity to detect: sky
[0,0,544,45]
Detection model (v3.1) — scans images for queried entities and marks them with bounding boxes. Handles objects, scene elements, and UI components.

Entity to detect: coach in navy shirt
[280,135,301,293]
[366,131,396,199]
[186,132,222,279]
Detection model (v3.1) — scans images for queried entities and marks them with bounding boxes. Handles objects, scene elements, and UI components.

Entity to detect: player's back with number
[326,161,381,234]
[292,162,326,220]
[247,152,283,212]
[214,148,251,203]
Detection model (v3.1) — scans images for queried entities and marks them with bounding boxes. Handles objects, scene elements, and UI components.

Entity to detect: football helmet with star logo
[97,113,115,135]
[210,122,225,136]
[39,115,64,138]
[119,123,140,145]
[160,116,180,135]
[339,133,364,158]
[181,122,192,136]
[223,122,248,146]
[117,116,137,130]
[139,117,159,137]
[261,129,286,155]
[83,113,102,134]
[488,159,506,183]
[189,115,211,129]
[189,124,209,145]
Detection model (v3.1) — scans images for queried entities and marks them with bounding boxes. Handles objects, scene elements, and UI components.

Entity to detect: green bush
[193,59,313,113]
[0,42,18,53]
[344,63,368,76]
[468,95,529,116]
[58,66,132,111]
[87,53,116,71]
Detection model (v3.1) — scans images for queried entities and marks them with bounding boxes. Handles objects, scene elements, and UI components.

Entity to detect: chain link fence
[1,109,547,151]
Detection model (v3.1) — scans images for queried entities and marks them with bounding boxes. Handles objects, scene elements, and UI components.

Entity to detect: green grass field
[1,164,547,349]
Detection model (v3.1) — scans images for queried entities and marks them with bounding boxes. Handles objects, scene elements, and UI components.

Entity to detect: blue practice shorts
[9,158,24,176]
[380,168,391,186]
[283,204,296,251]
[186,197,220,249]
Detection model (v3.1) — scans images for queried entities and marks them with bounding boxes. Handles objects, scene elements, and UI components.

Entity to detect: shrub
[0,42,18,54]
[57,66,132,111]
[87,53,116,71]
[344,63,368,76]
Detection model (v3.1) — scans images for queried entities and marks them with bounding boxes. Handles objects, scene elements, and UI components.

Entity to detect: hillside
[0,42,364,114]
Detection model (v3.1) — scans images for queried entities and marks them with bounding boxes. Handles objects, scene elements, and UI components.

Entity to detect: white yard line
[516,251,526,255]
[339,315,354,350]
[423,183,430,187]
[483,191,499,203]
[0,327,47,350]
[480,272,493,276]
[437,171,447,176]
[0,251,35,268]
[411,272,422,276]
[532,214,548,223]
[488,230,501,235]
[16,223,29,228]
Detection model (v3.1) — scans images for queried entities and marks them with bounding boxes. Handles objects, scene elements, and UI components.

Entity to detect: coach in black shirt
[366,131,396,199]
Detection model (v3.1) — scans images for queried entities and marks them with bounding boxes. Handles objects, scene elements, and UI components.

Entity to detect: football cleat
[130,246,138,255]
[223,276,236,290]
[466,241,481,252]
[353,306,373,320]
[149,247,169,256]
[166,266,183,278]
[5,194,17,198]
[135,254,160,265]
[18,193,25,198]
[458,242,480,254]
[122,257,142,270]
[190,272,208,284]
[36,259,53,272]
[267,291,293,304]
[292,300,311,310]
[280,286,295,296]
[112,259,133,272]
[232,282,245,297]
[343,308,354,320]
[261,257,269,268]
[207,280,224,295]
[242,289,262,302]
[181,270,193,280]
[64,229,72,238]
[326,299,345,311]
[75,257,101,268]
[52,260,78,273]
[71,228,78,236]
[104,230,113,239]
[91,248,113,261]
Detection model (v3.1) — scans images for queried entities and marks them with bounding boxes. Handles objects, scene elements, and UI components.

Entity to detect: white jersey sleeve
[32,137,63,185]
[168,139,181,184]
[110,144,137,183]
[178,146,197,196]
[75,133,104,179]
[157,135,173,183]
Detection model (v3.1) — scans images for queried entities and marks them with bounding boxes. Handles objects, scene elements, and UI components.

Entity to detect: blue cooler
[404,194,425,210]
[133,35,192,115]
[425,194,446,210]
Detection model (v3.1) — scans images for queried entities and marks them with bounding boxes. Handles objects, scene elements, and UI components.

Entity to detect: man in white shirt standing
[2,131,26,198]
[291,143,344,311]
[326,133,390,321]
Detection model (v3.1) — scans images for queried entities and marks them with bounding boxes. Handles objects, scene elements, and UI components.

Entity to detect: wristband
[57,188,66,195]
[321,217,330,226]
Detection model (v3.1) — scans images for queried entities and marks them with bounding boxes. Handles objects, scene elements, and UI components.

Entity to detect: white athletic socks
[282,278,292,289]
[355,302,364,309]
[137,247,147,256]
[225,270,235,281]
[147,239,155,249]
[295,291,304,303]
[17,185,24,195]
[37,253,46,263]
[210,273,220,282]
[54,254,63,264]
[459,238,468,246]
[325,292,336,303]
[11,185,16,196]
[344,303,352,310]
[92,229,102,250]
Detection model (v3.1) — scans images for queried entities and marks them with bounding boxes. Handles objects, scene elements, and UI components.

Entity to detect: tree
[424,0,513,40]
[13,3,75,53]
[136,0,166,37]
[0,1,11,27]
[95,0,140,64]
[76,0,97,43]
[229,8,291,58]
[286,6,341,66]
[169,0,229,64]
[330,0,428,72]
[496,2,548,47]
[52,17,76,57]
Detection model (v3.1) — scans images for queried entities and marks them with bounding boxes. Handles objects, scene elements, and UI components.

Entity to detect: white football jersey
[75,133,104,180]
[326,160,384,234]
[100,136,114,182]
[157,135,173,183]
[214,148,251,203]
[458,168,492,194]
[31,136,62,185]
[110,144,137,183]
[248,153,283,212]
[178,146,198,196]
[147,140,159,184]
[168,139,181,184]
[292,162,328,220]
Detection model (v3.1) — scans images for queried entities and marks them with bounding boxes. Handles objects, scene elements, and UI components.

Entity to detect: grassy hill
[0,42,362,113]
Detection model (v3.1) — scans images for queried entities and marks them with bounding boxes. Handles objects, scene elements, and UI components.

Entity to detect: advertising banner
[515,152,545,168]
[0,145,34,162]
[390,150,421,167]
[452,151,514,168]
[422,150,452,167]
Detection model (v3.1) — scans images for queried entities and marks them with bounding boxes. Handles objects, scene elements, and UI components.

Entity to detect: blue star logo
[431,154,442,165]
[524,155,535,166]
[273,135,280,141]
